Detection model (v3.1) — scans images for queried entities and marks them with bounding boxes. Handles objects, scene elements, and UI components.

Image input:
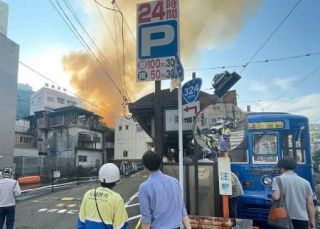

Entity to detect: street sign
[53,171,61,178]
[165,101,199,131]
[137,0,179,81]
[218,157,232,195]
[165,109,194,131]
[183,101,200,118]
[182,78,202,103]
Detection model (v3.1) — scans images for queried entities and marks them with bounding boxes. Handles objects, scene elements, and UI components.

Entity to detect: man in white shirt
[272,159,315,229]
[0,168,21,229]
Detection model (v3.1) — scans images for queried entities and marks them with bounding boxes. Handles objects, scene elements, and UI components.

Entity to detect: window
[118,126,122,131]
[253,134,278,163]
[67,100,76,106]
[20,136,32,144]
[93,135,100,143]
[78,155,87,162]
[125,125,129,130]
[123,150,128,157]
[47,96,54,102]
[57,97,65,104]
[283,128,306,163]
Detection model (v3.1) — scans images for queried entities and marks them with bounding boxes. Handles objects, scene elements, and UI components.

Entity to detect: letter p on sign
[138,20,177,59]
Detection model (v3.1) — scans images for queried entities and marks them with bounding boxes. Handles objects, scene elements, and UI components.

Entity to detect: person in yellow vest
[77,163,128,229]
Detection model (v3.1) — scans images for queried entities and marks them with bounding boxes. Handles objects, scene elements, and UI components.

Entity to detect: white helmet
[99,163,120,183]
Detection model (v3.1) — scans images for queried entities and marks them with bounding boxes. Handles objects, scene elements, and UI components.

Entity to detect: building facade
[14,106,114,176]
[0,1,8,36]
[30,86,81,115]
[17,83,33,118]
[0,7,19,169]
[114,117,152,161]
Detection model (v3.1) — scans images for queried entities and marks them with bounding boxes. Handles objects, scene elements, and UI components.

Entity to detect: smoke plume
[62,0,260,126]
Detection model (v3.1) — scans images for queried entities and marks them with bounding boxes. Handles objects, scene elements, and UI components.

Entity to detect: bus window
[253,134,278,163]
[283,131,305,163]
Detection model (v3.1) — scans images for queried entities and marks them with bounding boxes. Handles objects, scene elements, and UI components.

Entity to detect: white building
[0,1,8,36]
[30,86,81,115]
[0,2,19,169]
[114,117,152,161]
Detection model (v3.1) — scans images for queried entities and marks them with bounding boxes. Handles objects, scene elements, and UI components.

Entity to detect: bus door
[250,131,279,164]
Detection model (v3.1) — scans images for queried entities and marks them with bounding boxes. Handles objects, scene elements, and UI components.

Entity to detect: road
[15,173,147,229]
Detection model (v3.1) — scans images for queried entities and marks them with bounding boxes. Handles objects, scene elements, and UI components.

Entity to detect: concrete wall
[114,117,152,160]
[77,149,102,168]
[0,1,8,36]
[14,147,39,157]
[0,35,19,169]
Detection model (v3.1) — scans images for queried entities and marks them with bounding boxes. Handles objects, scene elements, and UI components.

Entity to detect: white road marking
[66,210,78,214]
[126,203,140,208]
[56,203,65,207]
[125,192,139,207]
[38,208,48,212]
[47,209,58,213]
[57,209,68,214]
[127,215,141,222]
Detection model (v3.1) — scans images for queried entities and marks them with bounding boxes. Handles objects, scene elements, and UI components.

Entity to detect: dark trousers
[0,206,15,229]
[230,196,239,218]
[291,219,309,229]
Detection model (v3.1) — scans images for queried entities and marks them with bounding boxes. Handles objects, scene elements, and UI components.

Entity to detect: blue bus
[230,112,315,222]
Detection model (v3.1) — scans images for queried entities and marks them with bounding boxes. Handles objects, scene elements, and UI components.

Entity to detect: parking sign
[137,0,179,81]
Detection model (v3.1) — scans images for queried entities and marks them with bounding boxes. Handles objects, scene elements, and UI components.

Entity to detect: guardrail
[18,177,98,201]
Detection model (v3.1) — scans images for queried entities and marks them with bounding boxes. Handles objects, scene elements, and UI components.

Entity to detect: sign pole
[178,84,184,197]
[155,81,163,158]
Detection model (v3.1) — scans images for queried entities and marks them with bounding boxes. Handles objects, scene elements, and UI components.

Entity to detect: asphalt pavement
[14,172,147,229]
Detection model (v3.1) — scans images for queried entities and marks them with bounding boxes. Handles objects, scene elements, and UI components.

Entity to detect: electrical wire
[19,61,118,118]
[186,51,320,71]
[240,0,303,74]
[49,0,126,100]
[94,0,132,104]
[264,63,320,110]
[61,0,124,90]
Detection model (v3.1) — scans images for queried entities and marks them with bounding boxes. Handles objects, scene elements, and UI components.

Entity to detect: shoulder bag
[267,177,294,229]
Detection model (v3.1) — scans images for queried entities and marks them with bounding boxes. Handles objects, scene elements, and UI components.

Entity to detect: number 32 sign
[182,78,202,103]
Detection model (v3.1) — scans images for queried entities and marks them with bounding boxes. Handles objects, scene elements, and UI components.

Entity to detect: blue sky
[2,0,320,122]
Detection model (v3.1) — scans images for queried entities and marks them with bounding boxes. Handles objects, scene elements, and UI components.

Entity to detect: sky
[2,0,320,124]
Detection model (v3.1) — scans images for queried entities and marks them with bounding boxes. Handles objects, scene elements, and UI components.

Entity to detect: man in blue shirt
[139,151,191,229]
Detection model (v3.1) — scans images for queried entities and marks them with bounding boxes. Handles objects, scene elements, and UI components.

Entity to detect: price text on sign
[137,0,179,82]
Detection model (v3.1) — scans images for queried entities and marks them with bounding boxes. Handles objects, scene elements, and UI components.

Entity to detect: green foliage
[314,173,320,186]
[316,184,320,201]
[313,150,320,172]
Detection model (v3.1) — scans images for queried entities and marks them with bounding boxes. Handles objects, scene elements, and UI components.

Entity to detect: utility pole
[154,81,163,158]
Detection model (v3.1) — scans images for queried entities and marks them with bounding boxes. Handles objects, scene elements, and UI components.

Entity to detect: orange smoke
[62,0,260,127]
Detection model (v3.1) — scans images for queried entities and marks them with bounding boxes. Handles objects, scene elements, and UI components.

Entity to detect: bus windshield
[253,134,278,163]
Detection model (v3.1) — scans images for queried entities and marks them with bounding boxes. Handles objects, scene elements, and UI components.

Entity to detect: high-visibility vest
[77,187,128,229]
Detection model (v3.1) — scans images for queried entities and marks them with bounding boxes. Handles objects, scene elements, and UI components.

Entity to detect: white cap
[99,163,120,183]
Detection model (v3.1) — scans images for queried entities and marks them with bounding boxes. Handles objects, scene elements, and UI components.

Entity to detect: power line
[49,0,126,101]
[19,61,118,118]
[95,0,136,42]
[185,51,320,71]
[240,0,302,74]
[94,0,132,103]
[264,64,320,110]
[61,0,125,90]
